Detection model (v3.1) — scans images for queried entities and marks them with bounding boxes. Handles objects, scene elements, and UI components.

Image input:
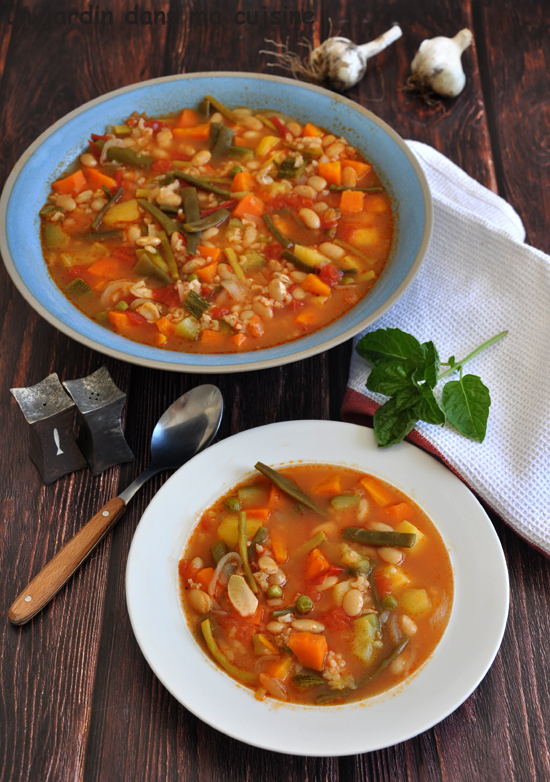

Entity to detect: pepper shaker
[63,366,135,475]
[11,373,88,484]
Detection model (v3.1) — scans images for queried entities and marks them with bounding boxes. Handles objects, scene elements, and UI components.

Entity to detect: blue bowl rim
[0,71,432,373]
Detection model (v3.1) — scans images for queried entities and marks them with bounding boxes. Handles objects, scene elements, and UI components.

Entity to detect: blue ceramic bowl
[0,73,432,373]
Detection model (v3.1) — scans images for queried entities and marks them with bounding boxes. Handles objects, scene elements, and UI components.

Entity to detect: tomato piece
[320,606,353,632]
[152,158,173,174]
[309,564,346,586]
[319,263,343,287]
[67,265,88,280]
[91,133,109,141]
[374,572,393,598]
[151,285,180,307]
[114,169,124,188]
[304,585,321,602]
[210,306,230,319]
[111,246,136,264]
[264,243,283,260]
[126,311,147,325]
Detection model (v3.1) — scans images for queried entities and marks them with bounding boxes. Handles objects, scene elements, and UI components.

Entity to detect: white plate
[126,421,509,756]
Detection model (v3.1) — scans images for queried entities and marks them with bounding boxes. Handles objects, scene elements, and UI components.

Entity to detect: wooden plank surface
[0,0,548,780]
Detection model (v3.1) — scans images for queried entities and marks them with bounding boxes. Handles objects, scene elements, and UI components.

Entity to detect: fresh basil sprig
[356,328,507,447]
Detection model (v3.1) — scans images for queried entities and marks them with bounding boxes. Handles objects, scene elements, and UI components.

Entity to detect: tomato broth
[179,463,453,706]
[40,96,394,354]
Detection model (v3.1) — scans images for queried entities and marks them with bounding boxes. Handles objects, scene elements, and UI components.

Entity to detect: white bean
[188,589,212,614]
[266,621,285,634]
[80,152,97,167]
[291,619,325,633]
[389,654,407,675]
[294,185,316,199]
[258,556,278,575]
[307,175,327,192]
[127,225,142,243]
[210,112,223,123]
[287,121,302,137]
[91,198,107,212]
[400,614,418,636]
[201,227,219,240]
[191,556,203,570]
[317,575,339,592]
[268,569,286,586]
[326,141,345,158]
[191,149,211,166]
[370,521,394,532]
[378,547,403,565]
[243,130,261,140]
[242,115,263,131]
[75,190,93,204]
[311,202,328,213]
[319,242,345,260]
[342,588,363,617]
[268,278,287,302]
[322,134,336,147]
[342,166,358,187]
[292,287,306,300]
[56,194,76,212]
[298,208,321,230]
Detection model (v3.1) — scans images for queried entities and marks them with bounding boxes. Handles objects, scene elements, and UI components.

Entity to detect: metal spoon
[8,384,223,625]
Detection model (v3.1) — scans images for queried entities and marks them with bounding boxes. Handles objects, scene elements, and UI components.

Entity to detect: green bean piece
[342,527,416,548]
[198,98,211,117]
[133,254,171,285]
[40,204,62,217]
[328,185,384,193]
[255,114,277,130]
[333,238,375,265]
[227,145,254,160]
[281,248,317,274]
[136,198,181,236]
[203,94,241,124]
[225,496,241,512]
[106,147,154,168]
[238,512,259,594]
[81,229,123,241]
[211,539,228,566]
[267,585,283,600]
[209,121,223,148]
[295,531,327,557]
[263,214,293,249]
[159,230,179,281]
[196,176,233,184]
[277,157,308,179]
[254,462,323,515]
[201,619,257,684]
[356,639,409,688]
[229,165,243,177]
[250,526,268,547]
[159,205,179,215]
[223,247,245,280]
[212,125,234,159]
[175,171,232,199]
[181,187,201,256]
[382,595,398,610]
[293,674,325,689]
[368,570,384,613]
[184,290,209,319]
[184,208,231,233]
[271,608,295,618]
[91,186,123,230]
[187,273,199,282]
[101,184,112,199]
[65,278,91,297]
[296,595,314,614]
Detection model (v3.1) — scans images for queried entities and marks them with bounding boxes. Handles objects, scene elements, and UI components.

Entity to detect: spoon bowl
[9,384,224,625]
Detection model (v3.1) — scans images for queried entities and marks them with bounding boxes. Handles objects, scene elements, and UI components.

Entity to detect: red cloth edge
[341,386,549,560]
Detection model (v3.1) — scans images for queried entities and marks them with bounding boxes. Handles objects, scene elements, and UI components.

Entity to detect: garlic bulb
[409,29,473,98]
[262,26,402,92]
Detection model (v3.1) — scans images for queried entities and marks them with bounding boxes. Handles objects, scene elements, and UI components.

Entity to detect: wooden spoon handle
[8,496,126,625]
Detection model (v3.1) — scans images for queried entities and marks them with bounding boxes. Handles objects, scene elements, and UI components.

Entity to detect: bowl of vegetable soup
[0,73,432,372]
[126,421,509,755]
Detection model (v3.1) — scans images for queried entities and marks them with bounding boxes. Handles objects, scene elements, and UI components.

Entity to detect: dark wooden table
[1,2,549,780]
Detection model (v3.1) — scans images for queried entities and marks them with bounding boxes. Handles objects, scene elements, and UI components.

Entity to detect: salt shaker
[63,366,135,475]
[11,373,88,484]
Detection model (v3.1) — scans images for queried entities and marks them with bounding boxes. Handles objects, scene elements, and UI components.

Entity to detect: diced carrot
[318,161,342,186]
[233,137,250,147]
[305,547,330,581]
[198,245,222,263]
[247,605,264,626]
[196,261,218,283]
[268,485,281,506]
[341,159,372,178]
[340,189,364,214]
[248,313,265,338]
[84,167,117,191]
[230,333,247,348]
[176,108,200,127]
[359,476,393,506]
[152,333,168,346]
[156,317,175,336]
[301,274,331,297]
[266,656,294,682]
[200,329,226,346]
[312,474,342,495]
[295,311,316,327]
[302,122,323,137]
[232,193,266,219]
[173,123,211,140]
[196,566,215,590]
[52,169,88,195]
[383,502,412,522]
[374,571,393,598]
[287,632,328,671]
[107,310,131,330]
[87,258,130,280]
[255,633,278,654]
[231,171,254,192]
[270,529,288,564]
[245,507,271,520]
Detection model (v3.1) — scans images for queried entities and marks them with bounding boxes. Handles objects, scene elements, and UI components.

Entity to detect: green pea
[296,595,314,614]
[382,595,398,610]
[225,496,241,512]
[267,585,283,599]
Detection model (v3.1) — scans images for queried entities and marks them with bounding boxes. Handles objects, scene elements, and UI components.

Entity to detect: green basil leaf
[366,361,410,396]
[393,385,421,412]
[373,398,418,447]
[441,374,491,442]
[356,328,421,367]
[409,341,440,389]
[414,386,446,425]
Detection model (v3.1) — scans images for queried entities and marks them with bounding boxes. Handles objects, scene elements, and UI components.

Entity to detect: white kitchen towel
[343,140,550,556]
